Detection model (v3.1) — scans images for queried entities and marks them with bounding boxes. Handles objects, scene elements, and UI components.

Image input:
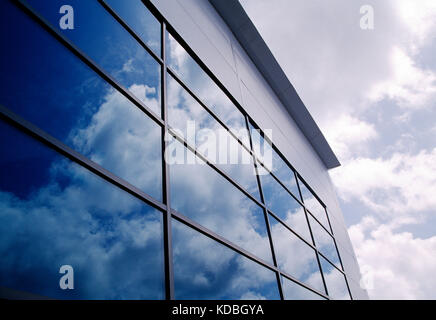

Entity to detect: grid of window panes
[0,0,351,300]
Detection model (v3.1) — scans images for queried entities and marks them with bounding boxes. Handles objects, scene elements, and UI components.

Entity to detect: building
[0,0,368,299]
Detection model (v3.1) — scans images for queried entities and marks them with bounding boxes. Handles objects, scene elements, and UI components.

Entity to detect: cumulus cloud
[349,217,436,299]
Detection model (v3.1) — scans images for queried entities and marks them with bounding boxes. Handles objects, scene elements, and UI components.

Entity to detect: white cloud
[349,217,436,299]
[331,148,436,216]
[368,47,436,109]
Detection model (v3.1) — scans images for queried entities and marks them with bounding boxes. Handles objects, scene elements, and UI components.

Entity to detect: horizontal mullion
[98,0,163,64]
[318,251,346,276]
[307,209,335,238]
[167,128,265,210]
[166,66,253,155]
[171,209,278,274]
[0,104,167,214]
[279,270,329,300]
[267,208,316,251]
[16,0,164,128]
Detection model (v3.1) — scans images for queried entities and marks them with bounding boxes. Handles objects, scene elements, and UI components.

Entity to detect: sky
[240,0,436,299]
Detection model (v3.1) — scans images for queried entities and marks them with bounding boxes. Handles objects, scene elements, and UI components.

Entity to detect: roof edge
[209,0,340,169]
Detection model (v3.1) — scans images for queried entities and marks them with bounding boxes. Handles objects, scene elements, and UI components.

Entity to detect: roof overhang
[209,0,341,169]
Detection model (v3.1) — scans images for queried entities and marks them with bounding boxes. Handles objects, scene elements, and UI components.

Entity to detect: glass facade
[0,0,351,300]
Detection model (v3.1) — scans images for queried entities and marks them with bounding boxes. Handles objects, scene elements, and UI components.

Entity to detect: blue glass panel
[259,164,312,242]
[0,120,164,299]
[167,74,260,200]
[249,123,300,198]
[172,219,280,300]
[26,0,161,115]
[0,1,162,201]
[269,215,325,294]
[168,138,272,264]
[281,276,326,300]
[165,32,249,143]
[309,214,341,268]
[298,177,330,230]
[105,0,161,56]
[320,256,351,300]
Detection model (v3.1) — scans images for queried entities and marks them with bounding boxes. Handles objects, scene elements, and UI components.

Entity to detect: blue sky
[241,0,436,299]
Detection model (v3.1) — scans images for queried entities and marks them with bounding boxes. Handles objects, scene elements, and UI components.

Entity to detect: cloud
[331,148,436,216]
[349,217,436,299]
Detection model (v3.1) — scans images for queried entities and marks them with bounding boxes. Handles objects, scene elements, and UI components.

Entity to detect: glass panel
[167,74,260,200]
[105,0,161,56]
[298,177,330,230]
[26,0,161,116]
[168,138,272,264]
[269,215,324,293]
[249,123,300,198]
[309,214,341,268]
[320,257,351,300]
[166,32,249,142]
[281,277,325,300]
[259,164,312,242]
[0,3,162,201]
[172,219,280,300]
[0,120,164,299]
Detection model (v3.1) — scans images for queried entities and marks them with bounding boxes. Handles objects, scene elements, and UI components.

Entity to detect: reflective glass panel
[168,138,272,264]
[269,215,324,293]
[249,123,300,198]
[281,277,325,300]
[259,164,311,242]
[298,177,330,230]
[320,257,351,300]
[27,0,161,115]
[309,214,341,268]
[0,120,164,299]
[0,2,162,201]
[105,0,161,56]
[167,74,260,200]
[166,32,249,142]
[172,219,280,300]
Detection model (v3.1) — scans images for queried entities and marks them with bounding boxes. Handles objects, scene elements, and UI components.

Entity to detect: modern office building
[0,0,368,299]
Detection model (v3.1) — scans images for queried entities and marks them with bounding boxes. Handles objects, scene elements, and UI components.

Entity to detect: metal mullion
[279,271,329,300]
[98,0,163,65]
[267,209,317,251]
[16,0,164,127]
[167,128,266,210]
[0,104,166,214]
[170,209,278,274]
[166,66,252,154]
[245,114,284,300]
[307,209,335,238]
[317,251,346,276]
[161,22,175,300]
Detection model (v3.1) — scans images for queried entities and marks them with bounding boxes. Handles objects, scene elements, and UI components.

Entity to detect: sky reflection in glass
[281,276,325,300]
[172,219,280,300]
[0,2,162,201]
[26,0,161,116]
[320,256,351,300]
[169,138,272,264]
[166,32,249,142]
[167,74,260,200]
[298,177,330,230]
[259,164,312,242]
[269,215,325,294]
[309,214,341,268]
[0,120,165,299]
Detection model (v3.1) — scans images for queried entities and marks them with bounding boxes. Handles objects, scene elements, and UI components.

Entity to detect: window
[0,0,351,300]
[0,4,163,201]
[172,219,280,300]
[169,138,272,264]
[27,0,161,116]
[0,120,165,299]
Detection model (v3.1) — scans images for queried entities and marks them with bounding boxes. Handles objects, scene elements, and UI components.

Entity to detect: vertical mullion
[245,116,284,300]
[296,171,329,297]
[161,21,174,300]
